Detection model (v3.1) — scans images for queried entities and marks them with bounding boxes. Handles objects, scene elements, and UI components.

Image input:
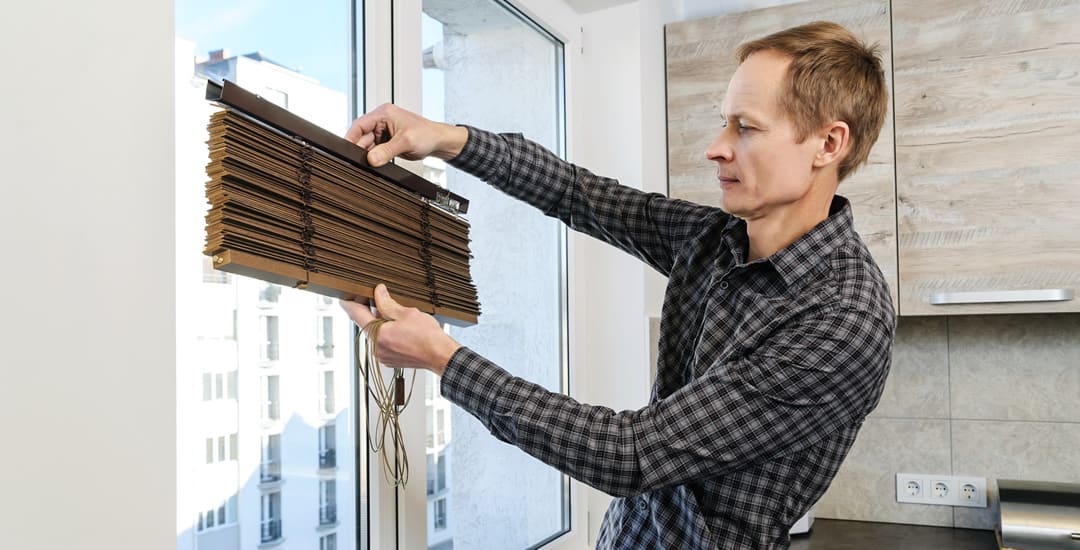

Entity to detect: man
[342,21,895,550]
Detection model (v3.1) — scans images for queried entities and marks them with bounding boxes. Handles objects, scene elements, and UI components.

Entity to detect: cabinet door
[665,0,898,308]
[894,0,1080,315]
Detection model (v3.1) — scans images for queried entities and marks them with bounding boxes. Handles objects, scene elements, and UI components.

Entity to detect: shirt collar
[720,195,856,289]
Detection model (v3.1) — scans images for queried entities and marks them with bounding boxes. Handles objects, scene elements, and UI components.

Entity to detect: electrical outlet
[896,474,987,508]
[954,476,987,508]
[929,479,952,500]
[896,474,926,504]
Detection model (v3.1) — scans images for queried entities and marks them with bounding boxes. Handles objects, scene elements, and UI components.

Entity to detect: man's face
[706,50,823,220]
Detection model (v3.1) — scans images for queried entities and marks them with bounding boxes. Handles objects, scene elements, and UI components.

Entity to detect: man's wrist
[429,340,463,377]
[434,125,469,161]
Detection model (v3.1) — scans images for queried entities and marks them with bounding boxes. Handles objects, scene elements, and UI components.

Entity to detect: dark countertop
[790,519,998,550]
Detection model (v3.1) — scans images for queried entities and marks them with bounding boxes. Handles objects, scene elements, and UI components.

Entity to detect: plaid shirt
[441,128,896,549]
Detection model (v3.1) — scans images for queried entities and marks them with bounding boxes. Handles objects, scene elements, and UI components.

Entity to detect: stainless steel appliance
[997,479,1080,550]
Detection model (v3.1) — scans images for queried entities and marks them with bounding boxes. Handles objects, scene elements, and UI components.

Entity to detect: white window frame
[381,1,587,549]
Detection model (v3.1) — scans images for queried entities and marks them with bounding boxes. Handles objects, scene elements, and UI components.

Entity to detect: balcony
[260,518,282,543]
[318,449,336,469]
[319,504,337,526]
[260,462,281,484]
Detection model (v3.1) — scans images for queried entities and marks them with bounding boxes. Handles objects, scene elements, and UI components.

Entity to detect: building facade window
[319,533,337,550]
[201,370,237,401]
[319,480,337,525]
[197,494,237,532]
[262,375,280,422]
[319,424,336,469]
[201,256,231,284]
[260,491,282,543]
[260,315,280,362]
[319,370,335,415]
[433,497,447,531]
[204,433,238,464]
[316,315,334,360]
[260,433,282,483]
[259,282,281,305]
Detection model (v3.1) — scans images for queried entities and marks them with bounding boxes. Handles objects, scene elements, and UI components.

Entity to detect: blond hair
[736,21,888,181]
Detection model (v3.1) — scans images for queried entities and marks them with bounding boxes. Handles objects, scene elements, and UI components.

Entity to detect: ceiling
[563,0,640,14]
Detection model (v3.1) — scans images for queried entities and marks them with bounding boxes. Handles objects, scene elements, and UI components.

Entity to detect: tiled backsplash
[815,314,1080,529]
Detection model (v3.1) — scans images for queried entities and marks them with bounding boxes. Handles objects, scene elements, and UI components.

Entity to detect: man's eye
[738,125,753,132]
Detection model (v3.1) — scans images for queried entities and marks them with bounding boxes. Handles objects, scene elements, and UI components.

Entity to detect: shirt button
[637,499,647,511]
[719,281,730,290]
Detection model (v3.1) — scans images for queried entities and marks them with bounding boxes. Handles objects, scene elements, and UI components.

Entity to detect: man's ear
[812,121,850,169]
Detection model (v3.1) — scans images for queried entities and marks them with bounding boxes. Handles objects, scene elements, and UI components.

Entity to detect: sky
[177,0,446,121]
[176,0,353,92]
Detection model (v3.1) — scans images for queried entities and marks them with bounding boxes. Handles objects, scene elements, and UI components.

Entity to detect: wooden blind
[202,81,479,325]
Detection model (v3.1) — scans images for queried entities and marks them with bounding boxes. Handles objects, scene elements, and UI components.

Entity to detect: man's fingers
[367,134,411,167]
[344,111,382,143]
[372,284,406,319]
[340,298,376,328]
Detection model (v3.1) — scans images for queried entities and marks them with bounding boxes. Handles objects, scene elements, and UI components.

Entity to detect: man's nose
[705,129,734,162]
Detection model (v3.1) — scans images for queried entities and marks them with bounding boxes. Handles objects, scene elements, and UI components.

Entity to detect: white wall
[0,1,176,549]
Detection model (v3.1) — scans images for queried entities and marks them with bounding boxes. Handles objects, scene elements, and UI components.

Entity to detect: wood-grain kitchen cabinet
[892,0,1080,315]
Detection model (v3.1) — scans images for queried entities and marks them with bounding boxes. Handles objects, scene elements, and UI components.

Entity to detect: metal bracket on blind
[432,189,462,215]
[929,288,1075,305]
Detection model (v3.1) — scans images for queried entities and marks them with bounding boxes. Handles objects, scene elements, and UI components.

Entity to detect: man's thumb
[373,284,403,318]
[368,138,404,167]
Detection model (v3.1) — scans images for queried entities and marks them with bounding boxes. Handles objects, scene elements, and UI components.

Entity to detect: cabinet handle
[930,289,1074,305]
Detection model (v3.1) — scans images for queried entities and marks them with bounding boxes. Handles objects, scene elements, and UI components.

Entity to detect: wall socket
[895,473,987,508]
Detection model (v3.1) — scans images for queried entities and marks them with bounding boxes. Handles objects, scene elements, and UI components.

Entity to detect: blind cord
[358,318,416,487]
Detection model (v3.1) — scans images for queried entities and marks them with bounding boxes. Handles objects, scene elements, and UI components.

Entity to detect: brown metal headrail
[206,79,469,214]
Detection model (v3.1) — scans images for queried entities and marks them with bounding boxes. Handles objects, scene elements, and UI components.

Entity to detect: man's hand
[340,284,462,376]
[345,103,469,167]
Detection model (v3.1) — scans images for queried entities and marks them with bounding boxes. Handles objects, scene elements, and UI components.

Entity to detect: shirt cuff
[439,346,513,427]
[446,125,509,183]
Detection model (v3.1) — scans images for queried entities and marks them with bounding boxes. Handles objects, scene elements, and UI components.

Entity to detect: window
[320,533,337,550]
[201,256,230,284]
[319,370,335,415]
[427,451,447,496]
[204,433,238,464]
[319,424,336,469]
[176,1,363,548]
[319,480,337,525]
[259,282,281,305]
[420,1,570,546]
[201,370,237,401]
[433,497,447,531]
[435,408,446,446]
[260,491,282,543]
[197,494,237,532]
[260,433,281,483]
[260,315,279,362]
[316,315,334,360]
[262,375,280,422]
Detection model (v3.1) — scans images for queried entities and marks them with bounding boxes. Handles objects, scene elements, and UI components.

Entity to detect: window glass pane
[226,370,238,399]
[175,1,364,548]
[421,2,569,548]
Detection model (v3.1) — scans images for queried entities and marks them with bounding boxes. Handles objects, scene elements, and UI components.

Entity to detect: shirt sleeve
[447,126,721,276]
[439,305,893,498]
